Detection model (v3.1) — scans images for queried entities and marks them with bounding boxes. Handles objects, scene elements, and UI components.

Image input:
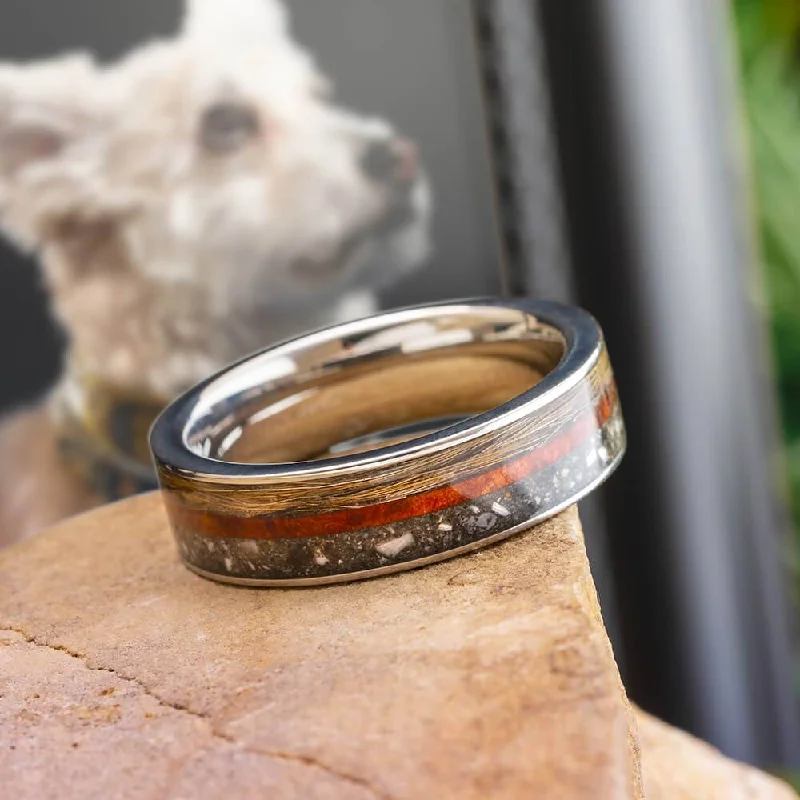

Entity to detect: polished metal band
[150,299,625,586]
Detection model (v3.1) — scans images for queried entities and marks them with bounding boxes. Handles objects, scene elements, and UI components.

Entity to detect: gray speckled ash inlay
[174,406,625,584]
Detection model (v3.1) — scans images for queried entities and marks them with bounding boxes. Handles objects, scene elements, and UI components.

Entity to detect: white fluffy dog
[0,0,432,546]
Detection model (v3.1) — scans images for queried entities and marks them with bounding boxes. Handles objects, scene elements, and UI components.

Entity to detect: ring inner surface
[185,307,565,465]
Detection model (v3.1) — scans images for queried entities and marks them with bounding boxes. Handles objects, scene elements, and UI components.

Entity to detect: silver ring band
[150,299,626,586]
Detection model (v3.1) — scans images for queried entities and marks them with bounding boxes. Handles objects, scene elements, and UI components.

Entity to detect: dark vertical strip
[539,0,800,768]
[468,0,625,675]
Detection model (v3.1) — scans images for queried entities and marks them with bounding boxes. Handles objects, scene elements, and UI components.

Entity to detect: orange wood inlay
[165,382,618,541]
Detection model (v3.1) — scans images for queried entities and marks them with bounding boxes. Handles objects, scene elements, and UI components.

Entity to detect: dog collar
[52,368,164,502]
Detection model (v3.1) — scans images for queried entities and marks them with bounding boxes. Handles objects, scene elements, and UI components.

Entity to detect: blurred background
[2,0,800,779]
[0,0,503,412]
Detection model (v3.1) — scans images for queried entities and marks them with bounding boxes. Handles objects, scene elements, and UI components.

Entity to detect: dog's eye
[199,102,261,154]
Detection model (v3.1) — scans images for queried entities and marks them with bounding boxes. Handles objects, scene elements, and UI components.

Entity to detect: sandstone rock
[0,493,792,799]
[637,709,796,800]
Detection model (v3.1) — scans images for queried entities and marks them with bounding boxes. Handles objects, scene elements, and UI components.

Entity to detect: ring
[150,299,625,586]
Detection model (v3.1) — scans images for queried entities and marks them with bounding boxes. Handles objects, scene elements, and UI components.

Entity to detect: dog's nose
[360,138,418,185]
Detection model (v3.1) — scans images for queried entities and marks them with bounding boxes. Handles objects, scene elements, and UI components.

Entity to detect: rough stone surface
[0,493,793,799]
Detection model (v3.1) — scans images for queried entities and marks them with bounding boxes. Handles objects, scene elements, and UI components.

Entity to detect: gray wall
[0,0,502,407]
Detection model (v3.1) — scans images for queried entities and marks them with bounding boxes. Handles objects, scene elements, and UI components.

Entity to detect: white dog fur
[0,0,432,546]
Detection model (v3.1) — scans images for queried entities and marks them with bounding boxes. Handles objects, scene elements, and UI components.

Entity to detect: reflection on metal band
[150,299,626,585]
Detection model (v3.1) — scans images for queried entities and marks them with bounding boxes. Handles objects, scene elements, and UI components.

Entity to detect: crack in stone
[239,746,392,800]
[2,624,213,722]
[2,625,391,800]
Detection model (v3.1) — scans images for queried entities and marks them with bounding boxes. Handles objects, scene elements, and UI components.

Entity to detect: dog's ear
[182,0,289,44]
[0,55,100,179]
[0,54,109,245]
